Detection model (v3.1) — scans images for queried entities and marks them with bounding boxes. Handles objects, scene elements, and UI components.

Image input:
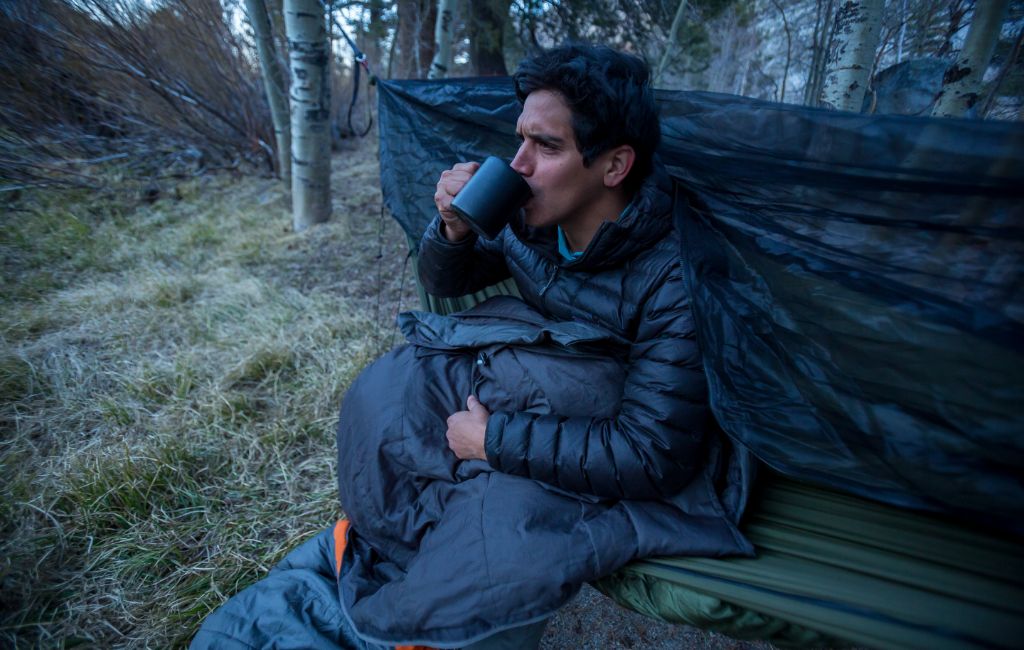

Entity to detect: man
[420,44,710,500]
[411,44,739,648]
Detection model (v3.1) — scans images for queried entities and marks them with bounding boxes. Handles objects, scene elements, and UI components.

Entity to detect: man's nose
[510,144,530,176]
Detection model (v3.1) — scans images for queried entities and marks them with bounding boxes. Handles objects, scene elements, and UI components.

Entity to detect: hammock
[376,78,1024,648]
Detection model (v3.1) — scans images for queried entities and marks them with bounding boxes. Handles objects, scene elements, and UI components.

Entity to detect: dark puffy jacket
[419,169,712,500]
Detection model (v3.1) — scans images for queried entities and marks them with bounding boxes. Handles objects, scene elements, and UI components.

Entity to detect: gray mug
[450,157,532,240]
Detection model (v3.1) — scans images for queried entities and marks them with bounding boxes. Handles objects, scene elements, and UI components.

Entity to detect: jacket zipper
[539,265,559,296]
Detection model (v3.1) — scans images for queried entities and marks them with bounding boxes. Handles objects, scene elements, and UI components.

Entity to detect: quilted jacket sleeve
[484,265,711,500]
[417,215,512,297]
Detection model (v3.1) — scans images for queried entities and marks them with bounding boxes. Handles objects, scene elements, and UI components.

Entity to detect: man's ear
[602,145,636,189]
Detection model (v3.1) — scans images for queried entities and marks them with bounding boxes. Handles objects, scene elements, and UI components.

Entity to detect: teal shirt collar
[557,226,583,261]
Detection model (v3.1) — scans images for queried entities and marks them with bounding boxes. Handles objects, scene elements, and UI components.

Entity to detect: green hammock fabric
[407,234,520,316]
[595,475,1024,649]
[406,260,1024,649]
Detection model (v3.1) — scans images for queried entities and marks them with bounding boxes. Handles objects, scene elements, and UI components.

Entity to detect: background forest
[2,0,1022,203]
[1,0,1022,648]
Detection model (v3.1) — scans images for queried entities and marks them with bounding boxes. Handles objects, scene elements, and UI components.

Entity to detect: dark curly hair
[512,44,660,195]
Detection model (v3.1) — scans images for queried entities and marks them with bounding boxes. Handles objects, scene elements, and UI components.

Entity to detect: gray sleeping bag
[336,296,754,646]
[192,296,754,648]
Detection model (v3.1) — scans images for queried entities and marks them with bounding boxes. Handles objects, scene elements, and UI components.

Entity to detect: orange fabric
[332,519,350,577]
[395,646,436,650]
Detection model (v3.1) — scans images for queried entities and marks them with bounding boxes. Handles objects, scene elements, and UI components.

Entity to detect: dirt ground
[541,584,768,650]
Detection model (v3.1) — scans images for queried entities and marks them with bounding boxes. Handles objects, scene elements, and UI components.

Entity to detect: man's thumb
[467,394,486,412]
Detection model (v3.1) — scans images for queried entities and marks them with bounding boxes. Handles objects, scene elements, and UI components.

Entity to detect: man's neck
[560,191,631,253]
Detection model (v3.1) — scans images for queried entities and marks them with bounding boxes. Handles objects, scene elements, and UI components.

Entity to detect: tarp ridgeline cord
[333,17,373,138]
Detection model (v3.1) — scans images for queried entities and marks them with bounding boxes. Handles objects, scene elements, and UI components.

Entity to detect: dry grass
[0,135,419,648]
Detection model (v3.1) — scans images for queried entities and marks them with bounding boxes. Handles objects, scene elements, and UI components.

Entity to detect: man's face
[510,90,608,230]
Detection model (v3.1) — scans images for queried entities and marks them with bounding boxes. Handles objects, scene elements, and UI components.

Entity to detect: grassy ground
[0,136,418,648]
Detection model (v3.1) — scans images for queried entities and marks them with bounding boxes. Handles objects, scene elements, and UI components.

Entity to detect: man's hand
[434,162,480,242]
[446,394,489,460]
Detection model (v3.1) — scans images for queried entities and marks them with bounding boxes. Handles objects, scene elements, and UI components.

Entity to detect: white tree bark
[246,0,291,189]
[284,0,331,231]
[428,0,455,79]
[931,0,1010,119]
[820,0,884,112]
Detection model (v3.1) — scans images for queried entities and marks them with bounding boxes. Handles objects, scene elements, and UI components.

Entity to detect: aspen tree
[428,0,455,79]
[820,0,884,112]
[932,0,1010,118]
[283,0,331,230]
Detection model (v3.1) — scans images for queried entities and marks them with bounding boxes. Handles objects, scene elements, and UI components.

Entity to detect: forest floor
[1,134,767,649]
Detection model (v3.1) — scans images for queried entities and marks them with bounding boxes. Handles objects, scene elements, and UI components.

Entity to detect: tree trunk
[653,0,687,86]
[981,26,1024,118]
[468,0,511,76]
[820,0,884,112]
[931,0,1010,118]
[937,0,970,58]
[417,1,437,77]
[246,0,291,189]
[735,58,750,95]
[804,0,835,107]
[267,0,289,75]
[428,0,456,79]
[771,0,792,102]
[363,0,387,74]
[393,0,437,78]
[392,1,416,78]
[284,0,331,231]
[896,0,907,63]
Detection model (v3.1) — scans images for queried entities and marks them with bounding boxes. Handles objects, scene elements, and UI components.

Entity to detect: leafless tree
[246,0,292,188]
[804,0,837,106]
[932,0,1011,117]
[770,0,794,102]
[980,26,1024,119]
[654,1,689,86]
[390,0,437,78]
[0,0,274,191]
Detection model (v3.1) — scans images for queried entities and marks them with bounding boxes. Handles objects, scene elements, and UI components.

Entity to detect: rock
[863,58,949,116]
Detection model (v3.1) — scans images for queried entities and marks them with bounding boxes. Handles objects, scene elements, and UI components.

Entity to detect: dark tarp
[377,78,1024,535]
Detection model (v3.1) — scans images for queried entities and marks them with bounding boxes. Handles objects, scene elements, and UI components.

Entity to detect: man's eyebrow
[518,128,565,147]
